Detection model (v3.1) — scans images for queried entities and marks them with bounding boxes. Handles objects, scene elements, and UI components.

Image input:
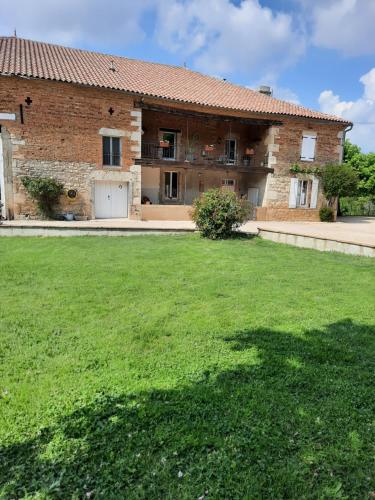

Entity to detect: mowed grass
[0,235,375,499]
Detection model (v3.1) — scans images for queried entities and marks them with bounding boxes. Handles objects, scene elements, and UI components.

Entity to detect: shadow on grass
[1,320,375,499]
[196,231,257,240]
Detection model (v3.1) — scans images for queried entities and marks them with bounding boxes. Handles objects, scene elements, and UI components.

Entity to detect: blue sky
[1,0,375,151]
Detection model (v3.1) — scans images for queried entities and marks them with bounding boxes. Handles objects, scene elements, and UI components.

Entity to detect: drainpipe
[337,123,353,216]
[341,124,353,164]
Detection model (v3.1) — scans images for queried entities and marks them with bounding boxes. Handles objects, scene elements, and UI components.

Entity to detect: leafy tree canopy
[320,163,358,206]
[344,140,375,197]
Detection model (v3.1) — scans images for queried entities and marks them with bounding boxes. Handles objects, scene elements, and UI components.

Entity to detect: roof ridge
[0,35,188,71]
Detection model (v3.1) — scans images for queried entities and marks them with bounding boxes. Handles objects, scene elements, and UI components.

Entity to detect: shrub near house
[21,177,64,219]
[192,188,250,239]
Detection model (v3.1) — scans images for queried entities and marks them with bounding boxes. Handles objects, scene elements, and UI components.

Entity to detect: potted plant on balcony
[159,139,170,148]
[245,147,255,155]
[204,144,215,152]
[243,147,255,166]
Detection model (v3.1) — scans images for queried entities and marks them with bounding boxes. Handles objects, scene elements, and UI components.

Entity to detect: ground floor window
[164,171,178,199]
[289,177,319,208]
[222,178,236,191]
[297,179,309,207]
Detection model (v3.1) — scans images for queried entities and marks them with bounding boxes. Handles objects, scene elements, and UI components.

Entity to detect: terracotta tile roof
[0,36,350,124]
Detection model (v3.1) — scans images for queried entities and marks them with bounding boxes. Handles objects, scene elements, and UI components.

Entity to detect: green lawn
[1,235,375,499]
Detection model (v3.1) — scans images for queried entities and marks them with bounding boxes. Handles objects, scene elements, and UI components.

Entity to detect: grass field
[0,235,375,499]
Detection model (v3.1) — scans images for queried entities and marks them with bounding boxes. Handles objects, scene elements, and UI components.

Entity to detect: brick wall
[0,76,141,218]
[256,207,321,222]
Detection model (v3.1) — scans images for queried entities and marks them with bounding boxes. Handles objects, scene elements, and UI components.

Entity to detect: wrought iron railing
[142,143,176,160]
[141,143,256,167]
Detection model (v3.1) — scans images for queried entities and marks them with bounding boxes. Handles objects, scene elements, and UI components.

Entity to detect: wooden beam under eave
[134,101,283,127]
[135,158,274,174]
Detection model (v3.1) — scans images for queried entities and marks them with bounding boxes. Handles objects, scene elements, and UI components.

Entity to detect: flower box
[159,140,170,148]
[204,144,215,152]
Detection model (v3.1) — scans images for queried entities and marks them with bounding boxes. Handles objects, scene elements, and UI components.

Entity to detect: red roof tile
[0,36,350,124]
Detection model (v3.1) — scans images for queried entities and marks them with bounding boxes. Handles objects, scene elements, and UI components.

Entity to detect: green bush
[21,176,64,218]
[340,196,375,216]
[319,207,335,222]
[192,188,250,239]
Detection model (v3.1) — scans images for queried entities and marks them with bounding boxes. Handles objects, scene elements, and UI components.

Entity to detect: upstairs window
[161,132,177,160]
[225,139,237,164]
[300,133,317,162]
[103,136,121,166]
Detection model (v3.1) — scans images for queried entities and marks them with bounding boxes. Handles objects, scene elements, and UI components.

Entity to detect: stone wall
[12,159,96,218]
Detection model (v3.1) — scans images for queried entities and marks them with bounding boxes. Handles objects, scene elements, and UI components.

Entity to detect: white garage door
[95,181,128,218]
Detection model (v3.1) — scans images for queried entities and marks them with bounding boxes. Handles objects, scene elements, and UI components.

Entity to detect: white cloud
[306,0,375,56]
[270,86,300,105]
[155,0,305,81]
[319,68,375,152]
[247,80,300,104]
[0,0,152,48]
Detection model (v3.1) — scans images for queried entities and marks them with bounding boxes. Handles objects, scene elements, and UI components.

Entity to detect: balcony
[137,142,272,171]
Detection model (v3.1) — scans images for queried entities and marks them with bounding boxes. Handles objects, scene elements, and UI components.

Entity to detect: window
[222,178,235,192]
[297,180,309,207]
[225,139,236,164]
[103,136,121,166]
[165,171,178,199]
[289,177,319,208]
[300,133,317,162]
[161,132,177,160]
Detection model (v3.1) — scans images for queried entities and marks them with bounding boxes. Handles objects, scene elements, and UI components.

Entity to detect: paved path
[242,217,375,247]
[2,216,375,248]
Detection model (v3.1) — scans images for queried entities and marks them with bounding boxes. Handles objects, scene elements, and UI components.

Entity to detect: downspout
[337,123,353,216]
[341,124,353,164]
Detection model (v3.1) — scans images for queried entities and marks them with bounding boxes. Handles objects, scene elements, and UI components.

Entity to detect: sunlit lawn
[0,235,374,498]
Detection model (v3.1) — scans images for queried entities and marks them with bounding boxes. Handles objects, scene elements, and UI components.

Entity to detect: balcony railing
[140,142,256,167]
[142,142,176,160]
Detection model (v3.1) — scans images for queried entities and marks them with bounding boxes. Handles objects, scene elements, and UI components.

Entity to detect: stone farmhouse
[0,36,351,221]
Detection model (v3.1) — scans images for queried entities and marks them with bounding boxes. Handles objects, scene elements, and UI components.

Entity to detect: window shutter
[289,178,299,208]
[301,134,317,162]
[310,178,319,208]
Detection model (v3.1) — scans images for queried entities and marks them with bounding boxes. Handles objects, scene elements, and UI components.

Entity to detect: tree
[320,163,358,207]
[192,188,250,239]
[344,140,375,198]
[343,140,361,162]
